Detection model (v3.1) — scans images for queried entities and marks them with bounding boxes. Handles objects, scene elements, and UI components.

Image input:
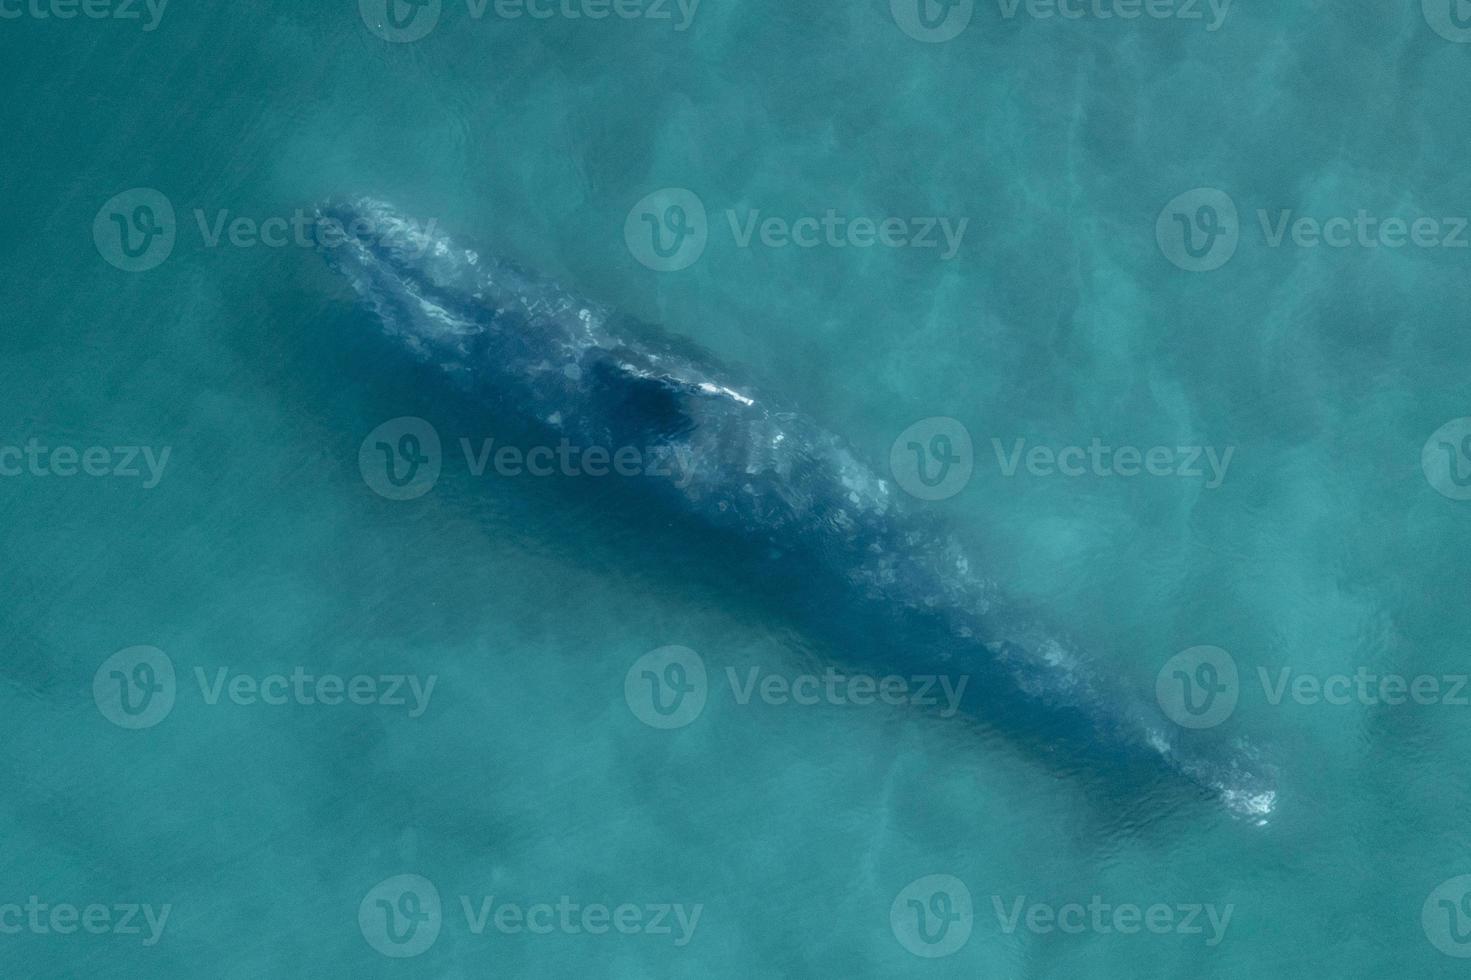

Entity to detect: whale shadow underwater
[312,196,1278,825]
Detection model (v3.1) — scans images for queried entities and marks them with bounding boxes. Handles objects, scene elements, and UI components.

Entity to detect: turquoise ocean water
[4,1,1471,976]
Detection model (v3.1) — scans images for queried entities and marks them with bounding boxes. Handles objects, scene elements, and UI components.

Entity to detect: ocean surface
[4,1,1471,976]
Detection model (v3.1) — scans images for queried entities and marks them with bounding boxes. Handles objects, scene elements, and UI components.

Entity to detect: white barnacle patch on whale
[696,381,754,406]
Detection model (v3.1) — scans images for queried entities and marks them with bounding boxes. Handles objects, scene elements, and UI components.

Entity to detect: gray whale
[316,197,1277,822]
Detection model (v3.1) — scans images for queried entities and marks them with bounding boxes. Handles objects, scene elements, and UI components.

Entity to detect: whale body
[316,197,1277,822]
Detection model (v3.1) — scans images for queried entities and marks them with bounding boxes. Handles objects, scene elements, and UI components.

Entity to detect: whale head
[318,197,583,368]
